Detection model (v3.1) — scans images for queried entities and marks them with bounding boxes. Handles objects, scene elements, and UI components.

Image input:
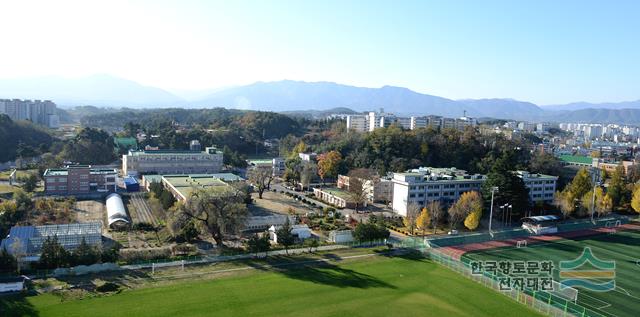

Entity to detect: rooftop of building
[114,137,138,147]
[514,170,558,179]
[127,146,222,156]
[161,173,244,199]
[43,166,118,177]
[315,187,352,200]
[396,167,485,182]
[558,154,593,165]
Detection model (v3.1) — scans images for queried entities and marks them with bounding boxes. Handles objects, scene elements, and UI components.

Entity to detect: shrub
[133,222,156,231]
[96,282,120,293]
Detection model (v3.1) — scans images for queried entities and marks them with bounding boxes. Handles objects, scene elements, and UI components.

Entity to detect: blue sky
[1,0,639,104]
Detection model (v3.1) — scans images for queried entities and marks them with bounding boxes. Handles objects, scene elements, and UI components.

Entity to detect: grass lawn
[3,253,541,317]
[463,230,640,317]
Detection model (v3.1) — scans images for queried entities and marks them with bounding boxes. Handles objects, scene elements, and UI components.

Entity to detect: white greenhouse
[106,193,130,229]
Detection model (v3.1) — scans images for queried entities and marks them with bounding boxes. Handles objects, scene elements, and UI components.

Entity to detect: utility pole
[591,158,600,223]
[489,186,499,236]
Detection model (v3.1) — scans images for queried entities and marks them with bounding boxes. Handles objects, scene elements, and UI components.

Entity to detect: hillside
[0,115,53,162]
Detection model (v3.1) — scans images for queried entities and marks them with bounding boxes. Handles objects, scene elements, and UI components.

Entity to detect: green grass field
[2,253,541,317]
[463,230,640,317]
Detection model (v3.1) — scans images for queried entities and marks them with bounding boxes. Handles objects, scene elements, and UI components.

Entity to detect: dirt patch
[74,200,106,225]
[251,191,317,216]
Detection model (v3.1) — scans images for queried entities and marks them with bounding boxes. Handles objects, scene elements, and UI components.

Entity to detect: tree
[554,190,577,218]
[463,192,484,231]
[566,168,593,199]
[38,236,70,269]
[248,166,275,199]
[353,222,389,242]
[276,218,295,255]
[481,154,530,217]
[607,165,628,208]
[0,247,16,273]
[247,233,270,257]
[450,191,483,230]
[427,201,444,234]
[631,185,640,214]
[21,173,38,192]
[177,219,200,243]
[71,238,100,266]
[304,238,319,253]
[346,169,376,212]
[416,207,431,234]
[180,184,249,246]
[123,122,141,137]
[290,141,308,159]
[317,150,342,185]
[284,157,302,186]
[159,190,176,210]
[300,162,317,190]
[403,202,421,235]
[10,238,25,274]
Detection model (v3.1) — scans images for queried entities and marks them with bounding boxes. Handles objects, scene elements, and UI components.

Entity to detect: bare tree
[300,162,317,191]
[248,166,275,199]
[11,238,25,274]
[180,184,248,246]
[428,201,444,234]
[346,168,376,212]
[404,202,421,235]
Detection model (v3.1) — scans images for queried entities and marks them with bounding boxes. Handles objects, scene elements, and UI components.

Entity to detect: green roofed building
[114,137,138,154]
[160,173,244,201]
[558,154,593,167]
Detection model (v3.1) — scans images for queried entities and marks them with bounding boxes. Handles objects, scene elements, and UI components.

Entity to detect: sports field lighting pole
[591,159,600,224]
[489,186,499,235]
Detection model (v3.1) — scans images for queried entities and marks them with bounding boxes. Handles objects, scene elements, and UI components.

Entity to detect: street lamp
[489,186,499,236]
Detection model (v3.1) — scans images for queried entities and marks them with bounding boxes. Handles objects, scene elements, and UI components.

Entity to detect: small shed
[105,193,130,229]
[328,230,354,243]
[124,177,140,192]
[268,224,312,243]
[0,276,28,293]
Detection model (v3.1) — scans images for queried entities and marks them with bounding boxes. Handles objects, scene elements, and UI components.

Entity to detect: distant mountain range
[0,74,186,107]
[1,74,640,124]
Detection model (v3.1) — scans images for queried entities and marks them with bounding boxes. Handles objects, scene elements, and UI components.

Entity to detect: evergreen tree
[0,248,17,272]
[276,218,295,255]
[39,236,70,269]
[481,154,530,217]
[72,238,100,266]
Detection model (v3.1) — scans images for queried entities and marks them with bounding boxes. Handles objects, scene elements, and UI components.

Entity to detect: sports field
[462,229,640,317]
[1,253,541,317]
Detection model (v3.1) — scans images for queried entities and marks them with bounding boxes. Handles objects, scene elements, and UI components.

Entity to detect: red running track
[436,223,640,261]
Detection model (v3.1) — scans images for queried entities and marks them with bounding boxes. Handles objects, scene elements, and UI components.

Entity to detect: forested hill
[0,114,53,162]
[80,107,304,143]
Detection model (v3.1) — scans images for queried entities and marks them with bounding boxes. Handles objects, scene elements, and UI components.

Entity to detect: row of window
[410,191,463,198]
[409,183,481,191]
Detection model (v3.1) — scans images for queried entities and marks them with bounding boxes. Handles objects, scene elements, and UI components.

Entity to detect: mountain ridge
[2,75,640,124]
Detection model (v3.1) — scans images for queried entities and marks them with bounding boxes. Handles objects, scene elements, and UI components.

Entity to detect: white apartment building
[123,146,223,175]
[0,99,59,128]
[391,167,486,216]
[346,111,476,133]
[392,168,558,216]
[515,171,557,203]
